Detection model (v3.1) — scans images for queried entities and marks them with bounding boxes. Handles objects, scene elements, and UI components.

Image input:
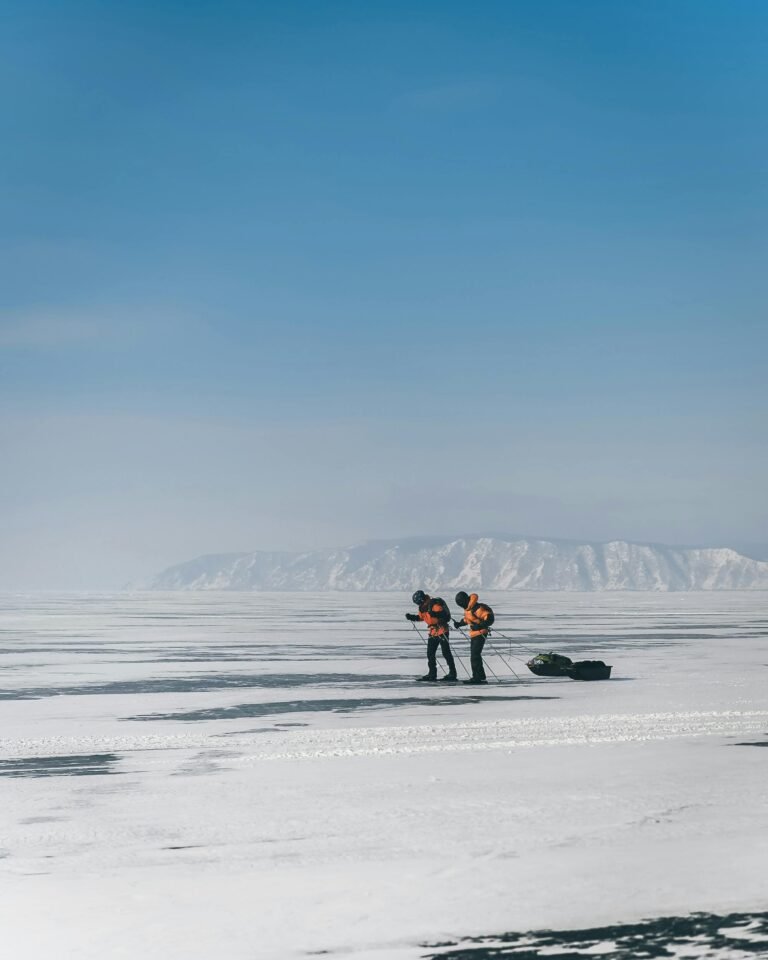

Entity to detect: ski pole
[491,629,540,661]
[412,621,470,679]
[476,629,527,674]
[410,620,440,674]
[459,626,524,680]
[411,621,449,679]
[484,637,523,680]
[441,624,471,679]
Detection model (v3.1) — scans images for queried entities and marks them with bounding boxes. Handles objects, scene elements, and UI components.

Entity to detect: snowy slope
[147,536,768,591]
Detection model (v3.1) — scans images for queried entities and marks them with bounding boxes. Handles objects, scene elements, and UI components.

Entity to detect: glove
[405,613,419,621]
[453,619,465,629]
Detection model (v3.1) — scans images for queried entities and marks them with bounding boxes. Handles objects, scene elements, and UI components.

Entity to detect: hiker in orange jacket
[405,590,457,682]
[454,591,494,684]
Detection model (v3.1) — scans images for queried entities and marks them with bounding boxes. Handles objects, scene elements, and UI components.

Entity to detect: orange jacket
[419,597,450,637]
[464,594,494,637]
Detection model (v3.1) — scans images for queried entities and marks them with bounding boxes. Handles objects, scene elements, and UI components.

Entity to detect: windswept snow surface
[1,591,767,960]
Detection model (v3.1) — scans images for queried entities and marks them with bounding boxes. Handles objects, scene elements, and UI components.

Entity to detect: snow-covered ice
[1,591,767,959]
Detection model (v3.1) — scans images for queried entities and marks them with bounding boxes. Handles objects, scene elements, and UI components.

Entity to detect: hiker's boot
[417,673,437,682]
[439,673,458,682]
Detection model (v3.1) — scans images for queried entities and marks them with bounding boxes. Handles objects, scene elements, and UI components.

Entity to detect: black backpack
[475,602,495,628]
[429,597,451,625]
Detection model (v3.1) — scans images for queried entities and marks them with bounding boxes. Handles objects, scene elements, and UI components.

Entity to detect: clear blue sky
[1,0,766,587]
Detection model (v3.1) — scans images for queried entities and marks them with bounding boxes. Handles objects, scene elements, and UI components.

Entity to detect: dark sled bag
[526,652,573,677]
[567,660,612,681]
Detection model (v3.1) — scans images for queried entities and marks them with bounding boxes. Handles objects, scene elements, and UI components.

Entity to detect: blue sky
[1,1,766,587]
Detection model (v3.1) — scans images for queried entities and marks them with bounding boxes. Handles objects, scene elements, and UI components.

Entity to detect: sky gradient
[1,0,767,588]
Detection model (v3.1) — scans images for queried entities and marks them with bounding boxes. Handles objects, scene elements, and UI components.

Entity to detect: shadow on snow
[127,694,558,722]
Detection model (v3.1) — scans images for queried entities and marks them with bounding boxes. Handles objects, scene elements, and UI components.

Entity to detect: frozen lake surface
[1,591,767,959]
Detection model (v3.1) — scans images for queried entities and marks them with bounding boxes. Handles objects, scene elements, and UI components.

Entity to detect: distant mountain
[147,536,768,591]
[728,542,768,563]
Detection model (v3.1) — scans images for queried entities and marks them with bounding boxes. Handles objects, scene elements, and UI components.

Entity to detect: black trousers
[470,634,487,680]
[427,632,456,676]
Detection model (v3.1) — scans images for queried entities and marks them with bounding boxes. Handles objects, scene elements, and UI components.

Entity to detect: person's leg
[419,634,438,680]
[438,635,457,680]
[470,635,487,680]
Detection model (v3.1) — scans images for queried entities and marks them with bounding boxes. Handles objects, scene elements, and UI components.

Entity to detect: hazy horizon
[155,532,768,562]
[2,1,766,590]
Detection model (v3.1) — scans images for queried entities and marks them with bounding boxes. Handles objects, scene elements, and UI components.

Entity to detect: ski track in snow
[242,709,768,760]
[3,709,768,762]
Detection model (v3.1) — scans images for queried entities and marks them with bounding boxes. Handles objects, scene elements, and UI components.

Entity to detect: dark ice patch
[213,727,287,737]
[20,816,67,824]
[127,694,557,722]
[152,646,403,663]
[0,672,405,701]
[423,910,768,958]
[0,754,121,778]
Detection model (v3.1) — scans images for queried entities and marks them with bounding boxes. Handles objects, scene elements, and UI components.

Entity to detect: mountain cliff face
[147,537,768,591]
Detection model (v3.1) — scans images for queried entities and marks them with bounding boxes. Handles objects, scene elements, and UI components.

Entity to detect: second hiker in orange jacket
[454,591,494,684]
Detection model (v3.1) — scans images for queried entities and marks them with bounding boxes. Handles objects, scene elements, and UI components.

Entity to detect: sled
[567,660,612,681]
[527,652,613,681]
[526,652,573,678]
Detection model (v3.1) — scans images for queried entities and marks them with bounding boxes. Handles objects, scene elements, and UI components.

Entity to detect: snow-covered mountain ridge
[147,537,768,591]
